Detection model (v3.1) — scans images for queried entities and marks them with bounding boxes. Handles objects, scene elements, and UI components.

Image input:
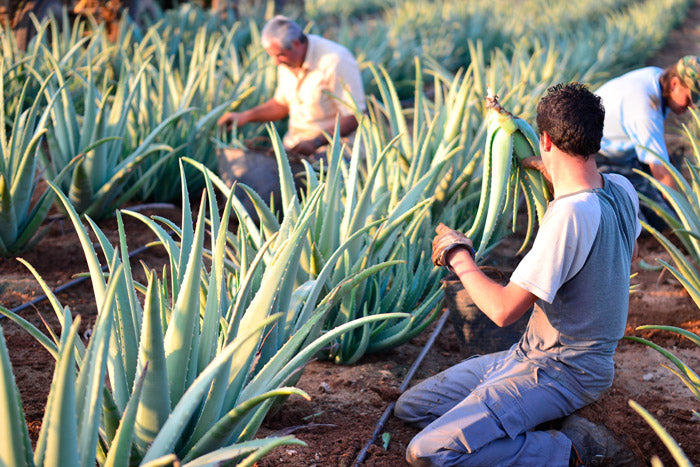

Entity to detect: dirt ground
[2,203,699,467]
[3,4,700,466]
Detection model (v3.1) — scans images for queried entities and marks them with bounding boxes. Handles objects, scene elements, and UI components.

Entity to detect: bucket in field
[443,266,530,356]
[216,147,304,218]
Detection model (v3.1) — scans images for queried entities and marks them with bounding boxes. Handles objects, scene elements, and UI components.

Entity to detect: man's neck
[550,150,602,198]
[294,39,309,73]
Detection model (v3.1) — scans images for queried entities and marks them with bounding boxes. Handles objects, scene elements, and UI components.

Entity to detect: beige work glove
[432,223,475,269]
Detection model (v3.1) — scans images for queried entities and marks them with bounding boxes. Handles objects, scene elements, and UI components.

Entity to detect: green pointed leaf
[0,322,34,467]
[135,271,171,452]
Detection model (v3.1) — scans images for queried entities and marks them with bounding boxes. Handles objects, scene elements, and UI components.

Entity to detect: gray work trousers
[394,349,588,466]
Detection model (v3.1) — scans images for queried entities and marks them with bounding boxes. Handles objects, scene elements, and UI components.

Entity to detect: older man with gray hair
[218,15,366,158]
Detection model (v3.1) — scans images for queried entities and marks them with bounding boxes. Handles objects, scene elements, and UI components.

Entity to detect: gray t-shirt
[510,174,640,400]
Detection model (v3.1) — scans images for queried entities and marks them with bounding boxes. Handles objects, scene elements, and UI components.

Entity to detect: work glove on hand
[432,223,475,269]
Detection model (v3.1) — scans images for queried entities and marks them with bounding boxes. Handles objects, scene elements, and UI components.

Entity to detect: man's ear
[539,131,553,152]
[670,75,681,91]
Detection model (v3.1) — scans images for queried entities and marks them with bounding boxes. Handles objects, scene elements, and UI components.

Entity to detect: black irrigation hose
[6,203,178,317]
[354,308,451,466]
[7,242,155,316]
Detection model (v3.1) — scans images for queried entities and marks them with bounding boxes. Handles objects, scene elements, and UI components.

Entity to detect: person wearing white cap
[595,55,700,230]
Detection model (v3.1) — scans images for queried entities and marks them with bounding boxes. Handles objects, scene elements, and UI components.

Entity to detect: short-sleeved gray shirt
[510,174,640,399]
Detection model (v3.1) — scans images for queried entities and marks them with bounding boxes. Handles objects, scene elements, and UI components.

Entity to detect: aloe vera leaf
[242,262,405,401]
[134,271,171,453]
[222,189,324,410]
[635,325,700,347]
[0,321,34,467]
[76,262,121,467]
[42,315,81,467]
[624,336,700,388]
[163,192,206,404]
[47,181,107,314]
[141,313,282,463]
[183,436,305,467]
[628,400,692,467]
[182,387,307,460]
[103,363,147,467]
[267,124,299,220]
[181,157,264,248]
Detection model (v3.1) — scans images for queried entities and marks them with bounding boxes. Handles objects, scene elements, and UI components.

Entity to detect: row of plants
[609,108,700,463]
[1,0,691,256]
[1,0,697,463]
[1,162,410,465]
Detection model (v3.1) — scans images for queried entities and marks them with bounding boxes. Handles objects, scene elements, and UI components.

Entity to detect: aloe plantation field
[1,0,700,466]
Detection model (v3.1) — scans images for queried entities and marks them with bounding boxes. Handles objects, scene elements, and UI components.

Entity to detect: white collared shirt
[273,34,366,147]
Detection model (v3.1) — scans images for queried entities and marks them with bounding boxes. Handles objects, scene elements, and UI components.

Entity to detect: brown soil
[3,4,700,466]
[4,210,698,467]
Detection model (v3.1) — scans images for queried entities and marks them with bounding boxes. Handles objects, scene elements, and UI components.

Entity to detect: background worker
[217,15,366,158]
[595,55,700,230]
[395,83,640,466]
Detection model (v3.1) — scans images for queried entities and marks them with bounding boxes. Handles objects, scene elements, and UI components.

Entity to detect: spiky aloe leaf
[180,156,264,249]
[242,263,406,401]
[0,174,18,247]
[163,191,206,404]
[268,124,301,229]
[0,321,34,467]
[68,158,95,215]
[624,336,700,394]
[39,314,81,467]
[628,400,692,467]
[183,436,305,467]
[0,305,58,360]
[182,388,308,461]
[10,152,82,255]
[134,270,171,453]
[103,362,147,467]
[141,313,282,463]
[47,181,107,308]
[635,325,700,347]
[76,260,122,467]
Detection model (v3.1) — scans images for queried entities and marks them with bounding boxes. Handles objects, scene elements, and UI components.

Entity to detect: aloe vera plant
[625,326,699,466]
[38,53,190,219]
[0,158,405,464]
[0,64,75,256]
[0,283,306,467]
[124,22,272,201]
[188,109,453,363]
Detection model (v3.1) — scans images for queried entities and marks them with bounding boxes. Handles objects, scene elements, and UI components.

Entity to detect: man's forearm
[313,114,360,143]
[447,249,536,327]
[242,99,289,123]
[648,162,677,190]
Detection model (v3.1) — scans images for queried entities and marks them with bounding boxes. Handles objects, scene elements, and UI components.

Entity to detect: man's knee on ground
[394,389,424,424]
[405,432,441,467]
[393,392,412,420]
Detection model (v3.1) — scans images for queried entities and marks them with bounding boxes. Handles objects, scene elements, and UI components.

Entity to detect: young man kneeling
[395,83,639,466]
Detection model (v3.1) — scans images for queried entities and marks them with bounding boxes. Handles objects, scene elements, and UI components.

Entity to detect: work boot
[560,414,636,466]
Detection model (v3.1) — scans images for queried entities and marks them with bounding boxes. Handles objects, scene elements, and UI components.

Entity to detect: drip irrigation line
[8,203,179,317]
[7,242,156,316]
[354,308,451,466]
[7,226,178,318]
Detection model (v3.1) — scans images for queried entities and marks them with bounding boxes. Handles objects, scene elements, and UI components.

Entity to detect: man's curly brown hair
[536,82,605,159]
